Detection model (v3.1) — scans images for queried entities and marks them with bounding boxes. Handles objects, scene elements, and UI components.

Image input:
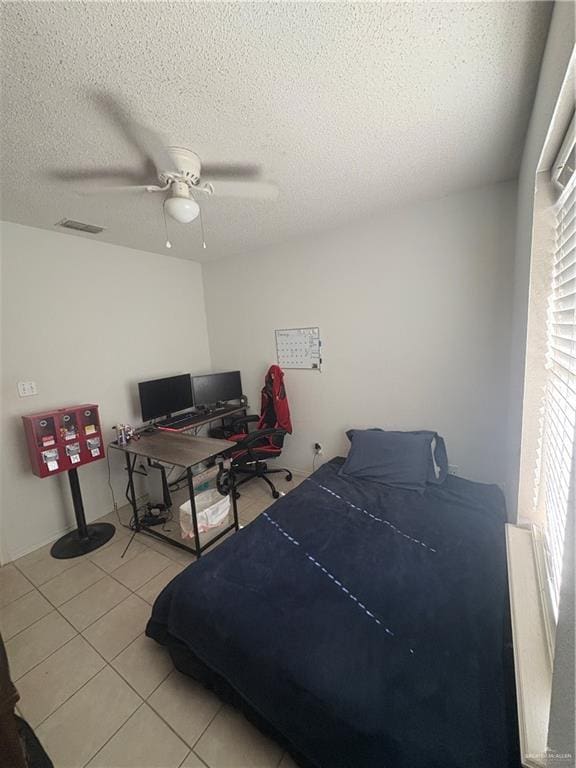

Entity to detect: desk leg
[126,453,140,532]
[186,467,201,558]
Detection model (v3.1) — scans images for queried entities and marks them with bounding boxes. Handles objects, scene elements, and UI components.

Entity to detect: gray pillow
[339,430,432,492]
[344,428,449,486]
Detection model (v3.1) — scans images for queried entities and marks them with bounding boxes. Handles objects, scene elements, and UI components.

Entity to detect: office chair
[226,365,293,499]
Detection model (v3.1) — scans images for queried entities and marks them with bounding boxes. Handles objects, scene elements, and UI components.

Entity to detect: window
[541,118,576,618]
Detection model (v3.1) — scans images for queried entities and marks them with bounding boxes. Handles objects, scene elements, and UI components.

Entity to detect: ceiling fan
[51,94,278,243]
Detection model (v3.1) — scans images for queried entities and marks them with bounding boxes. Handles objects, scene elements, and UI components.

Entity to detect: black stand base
[51,523,116,559]
[50,467,116,559]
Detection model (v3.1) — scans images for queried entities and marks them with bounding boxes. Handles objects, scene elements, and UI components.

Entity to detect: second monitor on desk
[191,371,242,410]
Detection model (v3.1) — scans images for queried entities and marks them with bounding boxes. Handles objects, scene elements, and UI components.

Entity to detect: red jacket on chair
[229,365,292,457]
[258,364,292,433]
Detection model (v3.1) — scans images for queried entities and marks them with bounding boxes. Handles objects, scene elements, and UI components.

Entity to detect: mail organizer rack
[22,404,115,559]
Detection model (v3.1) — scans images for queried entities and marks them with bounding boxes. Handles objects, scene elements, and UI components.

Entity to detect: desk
[109,431,238,558]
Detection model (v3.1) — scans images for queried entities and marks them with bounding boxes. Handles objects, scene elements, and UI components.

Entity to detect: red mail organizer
[22,404,115,559]
[22,404,104,478]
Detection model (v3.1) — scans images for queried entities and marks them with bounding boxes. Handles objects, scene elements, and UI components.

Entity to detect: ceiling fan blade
[129,120,179,174]
[92,92,178,174]
[48,166,155,187]
[77,184,168,195]
[201,162,261,180]
[204,179,279,200]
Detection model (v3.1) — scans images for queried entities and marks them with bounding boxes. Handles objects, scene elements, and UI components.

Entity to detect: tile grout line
[0,574,35,609]
[57,585,133,633]
[178,748,210,768]
[78,701,147,768]
[141,659,177,702]
[97,553,186,603]
[3,604,66,652]
[190,751,211,768]
[42,574,108,612]
[29,637,107,730]
[38,565,109,611]
[65,593,150,647]
[9,622,80,683]
[146,685,219,756]
[11,636,72,687]
[11,597,88,682]
[10,539,125,588]
[10,555,70,579]
[12,558,79,588]
[108,554,185,595]
[112,640,173,698]
[190,701,224,752]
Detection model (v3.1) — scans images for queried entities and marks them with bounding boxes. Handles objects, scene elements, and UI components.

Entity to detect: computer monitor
[138,374,193,422]
[191,371,243,408]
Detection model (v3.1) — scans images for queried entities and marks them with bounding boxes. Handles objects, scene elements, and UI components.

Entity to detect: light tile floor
[0,474,303,768]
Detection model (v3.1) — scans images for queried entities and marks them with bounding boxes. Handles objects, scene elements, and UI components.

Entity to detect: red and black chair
[227,365,293,499]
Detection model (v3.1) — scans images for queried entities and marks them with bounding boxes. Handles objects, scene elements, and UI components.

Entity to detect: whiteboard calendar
[275,327,322,370]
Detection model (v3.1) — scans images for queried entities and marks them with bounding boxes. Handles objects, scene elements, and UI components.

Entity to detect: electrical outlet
[314,442,323,455]
[448,464,459,476]
[17,381,38,397]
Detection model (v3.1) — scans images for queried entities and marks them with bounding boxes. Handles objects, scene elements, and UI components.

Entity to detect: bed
[146,457,518,768]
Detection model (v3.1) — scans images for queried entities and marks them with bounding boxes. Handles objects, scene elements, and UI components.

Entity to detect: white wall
[0,222,211,561]
[203,181,516,490]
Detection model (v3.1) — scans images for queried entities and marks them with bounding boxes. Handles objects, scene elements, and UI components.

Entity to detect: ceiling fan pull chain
[162,201,172,249]
[199,204,207,250]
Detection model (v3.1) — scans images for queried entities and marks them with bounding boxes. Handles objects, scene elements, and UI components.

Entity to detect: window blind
[542,169,576,617]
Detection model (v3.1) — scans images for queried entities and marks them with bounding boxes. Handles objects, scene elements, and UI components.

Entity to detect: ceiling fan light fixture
[164,192,200,224]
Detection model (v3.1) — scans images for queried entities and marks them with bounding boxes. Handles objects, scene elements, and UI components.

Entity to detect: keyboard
[157,406,238,431]
[158,412,200,429]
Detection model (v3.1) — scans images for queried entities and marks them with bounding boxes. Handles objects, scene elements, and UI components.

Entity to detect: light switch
[18,381,38,397]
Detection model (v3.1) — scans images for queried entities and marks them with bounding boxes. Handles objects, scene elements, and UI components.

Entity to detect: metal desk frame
[110,432,239,558]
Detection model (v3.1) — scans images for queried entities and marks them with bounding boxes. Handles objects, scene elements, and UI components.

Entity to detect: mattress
[147,458,518,768]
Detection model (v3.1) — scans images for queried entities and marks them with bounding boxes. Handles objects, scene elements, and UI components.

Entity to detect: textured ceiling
[0,2,551,263]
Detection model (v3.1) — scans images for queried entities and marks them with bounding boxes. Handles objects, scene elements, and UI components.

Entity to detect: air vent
[56,219,105,234]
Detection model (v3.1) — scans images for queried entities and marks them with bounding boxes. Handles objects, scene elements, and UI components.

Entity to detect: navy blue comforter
[147,458,516,768]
